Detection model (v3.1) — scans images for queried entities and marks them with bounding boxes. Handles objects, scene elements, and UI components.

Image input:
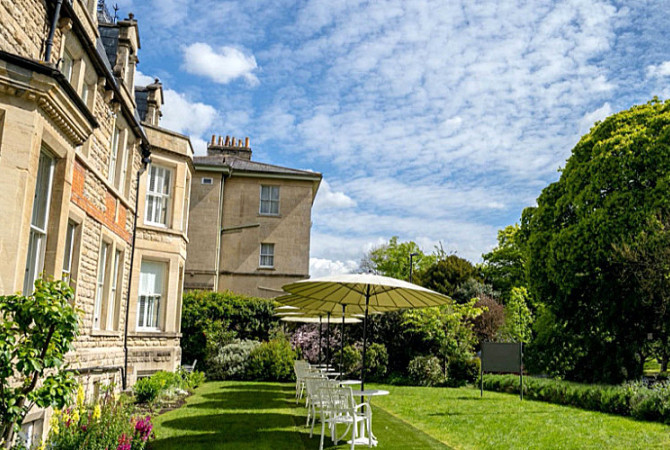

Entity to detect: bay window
[145,165,172,226]
[137,260,165,331]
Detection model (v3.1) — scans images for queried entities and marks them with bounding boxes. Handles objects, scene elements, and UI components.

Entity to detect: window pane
[94,243,109,329]
[23,231,43,294]
[31,153,54,230]
[62,221,76,282]
[138,261,165,329]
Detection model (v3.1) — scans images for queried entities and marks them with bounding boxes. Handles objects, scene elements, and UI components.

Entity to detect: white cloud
[134,70,156,87]
[646,61,670,78]
[161,89,218,137]
[579,102,612,135]
[182,43,259,85]
[309,258,358,278]
[313,179,356,211]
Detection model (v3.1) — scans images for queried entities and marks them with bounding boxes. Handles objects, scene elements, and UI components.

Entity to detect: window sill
[258,214,282,218]
[90,329,122,337]
[129,330,182,338]
[258,266,276,271]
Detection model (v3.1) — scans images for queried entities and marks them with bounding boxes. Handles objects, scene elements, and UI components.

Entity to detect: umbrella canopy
[282,273,450,309]
[275,294,396,315]
[280,316,361,324]
[282,273,452,392]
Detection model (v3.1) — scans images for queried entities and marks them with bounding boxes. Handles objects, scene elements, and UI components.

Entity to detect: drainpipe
[122,154,151,389]
[44,0,64,64]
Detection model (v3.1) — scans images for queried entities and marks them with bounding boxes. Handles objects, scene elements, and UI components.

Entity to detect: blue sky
[118,0,670,277]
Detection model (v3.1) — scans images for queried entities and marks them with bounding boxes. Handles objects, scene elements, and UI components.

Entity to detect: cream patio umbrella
[276,294,396,372]
[282,273,452,391]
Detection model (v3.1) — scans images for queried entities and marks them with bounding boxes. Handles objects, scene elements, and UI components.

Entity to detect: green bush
[446,358,480,387]
[133,377,162,404]
[482,375,670,423]
[364,343,389,381]
[408,355,444,386]
[247,338,297,381]
[207,339,260,380]
[184,370,206,390]
[150,370,182,391]
[333,345,361,377]
[181,290,279,371]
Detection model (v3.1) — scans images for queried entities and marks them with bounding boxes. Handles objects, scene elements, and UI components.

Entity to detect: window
[182,173,191,232]
[61,50,74,83]
[109,249,122,329]
[109,126,119,183]
[260,243,275,268]
[145,165,172,226]
[23,151,55,294]
[137,261,165,330]
[62,220,78,285]
[19,418,43,449]
[93,242,110,330]
[117,134,129,192]
[201,177,213,185]
[260,185,280,215]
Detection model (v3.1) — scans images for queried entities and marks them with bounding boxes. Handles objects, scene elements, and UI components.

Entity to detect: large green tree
[522,99,670,383]
[481,224,527,302]
[359,236,436,281]
[416,254,479,299]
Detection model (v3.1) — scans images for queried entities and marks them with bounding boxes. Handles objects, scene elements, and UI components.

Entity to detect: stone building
[185,136,321,297]
[0,1,191,445]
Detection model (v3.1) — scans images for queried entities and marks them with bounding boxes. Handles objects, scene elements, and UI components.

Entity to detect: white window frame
[145,164,172,227]
[93,241,110,330]
[108,125,119,184]
[108,249,122,330]
[137,260,166,331]
[259,185,280,215]
[23,151,55,294]
[260,243,275,268]
[61,49,74,83]
[62,220,77,284]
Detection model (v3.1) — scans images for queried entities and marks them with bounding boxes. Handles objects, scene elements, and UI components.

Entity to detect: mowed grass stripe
[369,383,670,450]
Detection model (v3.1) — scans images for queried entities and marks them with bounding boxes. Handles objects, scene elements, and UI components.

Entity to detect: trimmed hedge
[482,374,670,423]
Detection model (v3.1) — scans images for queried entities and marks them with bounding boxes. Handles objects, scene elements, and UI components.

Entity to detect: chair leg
[319,418,326,450]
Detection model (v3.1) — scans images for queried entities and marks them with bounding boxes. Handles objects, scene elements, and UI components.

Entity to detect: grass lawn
[150,381,670,449]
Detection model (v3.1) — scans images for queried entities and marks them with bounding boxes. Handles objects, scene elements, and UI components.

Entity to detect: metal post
[318,315,322,365]
[520,342,524,401]
[480,365,484,398]
[409,252,418,283]
[361,285,371,401]
[340,304,346,378]
[326,312,331,370]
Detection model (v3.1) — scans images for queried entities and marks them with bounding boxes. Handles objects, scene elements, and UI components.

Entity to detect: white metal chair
[319,385,372,450]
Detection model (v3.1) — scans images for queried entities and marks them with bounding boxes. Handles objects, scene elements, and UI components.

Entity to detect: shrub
[446,358,480,387]
[181,290,278,371]
[207,339,260,380]
[364,343,389,381]
[482,374,670,423]
[133,377,162,404]
[334,345,361,377]
[408,356,444,386]
[183,370,206,390]
[247,338,297,381]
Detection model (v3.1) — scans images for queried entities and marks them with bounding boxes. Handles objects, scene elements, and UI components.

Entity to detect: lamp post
[409,252,419,283]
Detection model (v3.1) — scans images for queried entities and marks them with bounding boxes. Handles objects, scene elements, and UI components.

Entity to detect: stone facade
[0,1,190,446]
[185,136,321,297]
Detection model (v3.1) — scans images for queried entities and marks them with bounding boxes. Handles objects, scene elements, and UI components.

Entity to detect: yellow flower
[76,384,85,408]
[37,441,46,450]
[92,404,101,421]
[71,409,80,424]
[51,421,59,436]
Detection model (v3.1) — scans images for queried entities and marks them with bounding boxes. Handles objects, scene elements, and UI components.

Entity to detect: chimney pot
[225,136,230,146]
[211,135,215,145]
[218,136,223,146]
[245,137,250,148]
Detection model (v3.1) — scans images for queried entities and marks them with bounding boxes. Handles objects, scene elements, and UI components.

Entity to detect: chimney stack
[206,133,253,160]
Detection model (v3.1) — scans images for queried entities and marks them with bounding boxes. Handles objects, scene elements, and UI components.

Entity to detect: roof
[135,87,149,122]
[98,24,119,68]
[194,155,322,179]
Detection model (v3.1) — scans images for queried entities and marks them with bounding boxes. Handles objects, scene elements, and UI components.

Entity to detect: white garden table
[348,389,389,446]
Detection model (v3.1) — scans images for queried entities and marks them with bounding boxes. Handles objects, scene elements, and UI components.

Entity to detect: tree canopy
[521,99,670,383]
[359,236,436,280]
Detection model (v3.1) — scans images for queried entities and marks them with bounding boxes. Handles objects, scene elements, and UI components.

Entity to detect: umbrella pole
[318,315,322,366]
[326,312,331,370]
[361,285,371,397]
[341,304,346,379]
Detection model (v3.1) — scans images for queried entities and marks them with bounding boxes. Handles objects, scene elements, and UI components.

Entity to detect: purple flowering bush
[290,324,341,364]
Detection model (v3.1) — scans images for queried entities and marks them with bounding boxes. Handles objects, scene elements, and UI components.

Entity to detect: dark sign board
[481,342,522,373]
